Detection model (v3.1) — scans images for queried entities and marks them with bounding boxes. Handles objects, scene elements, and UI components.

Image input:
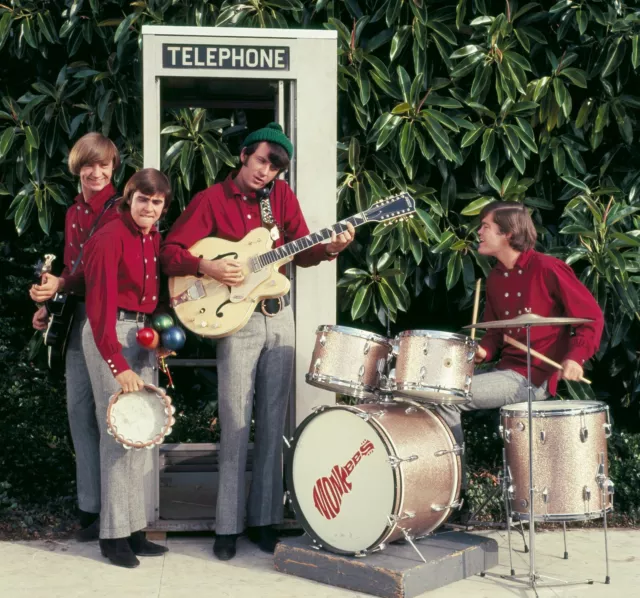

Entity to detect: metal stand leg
[502,448,515,576]
[598,451,612,584]
[498,324,593,591]
[563,522,568,559]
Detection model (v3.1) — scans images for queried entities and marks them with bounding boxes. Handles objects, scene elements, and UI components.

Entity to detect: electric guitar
[33,254,76,369]
[168,192,416,338]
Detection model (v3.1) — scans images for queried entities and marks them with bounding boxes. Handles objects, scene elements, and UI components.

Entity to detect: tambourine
[106,384,176,450]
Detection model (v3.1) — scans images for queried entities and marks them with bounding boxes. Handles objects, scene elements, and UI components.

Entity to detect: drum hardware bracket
[603,423,612,438]
[431,499,463,512]
[434,444,464,457]
[499,426,512,443]
[387,454,418,468]
[539,430,546,443]
[580,426,589,442]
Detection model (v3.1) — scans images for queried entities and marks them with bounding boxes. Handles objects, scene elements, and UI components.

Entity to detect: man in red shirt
[30,132,121,541]
[437,201,604,520]
[161,123,354,560]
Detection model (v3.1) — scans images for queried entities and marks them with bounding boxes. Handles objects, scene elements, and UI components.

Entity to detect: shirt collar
[121,210,159,237]
[75,182,117,213]
[222,172,259,202]
[495,249,534,272]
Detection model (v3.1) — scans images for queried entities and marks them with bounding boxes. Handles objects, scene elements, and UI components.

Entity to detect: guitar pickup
[171,280,206,307]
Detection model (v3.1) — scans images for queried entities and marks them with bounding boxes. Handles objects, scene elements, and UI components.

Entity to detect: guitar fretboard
[252,214,366,271]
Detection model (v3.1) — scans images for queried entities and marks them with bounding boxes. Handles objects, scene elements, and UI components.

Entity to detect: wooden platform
[273,532,499,598]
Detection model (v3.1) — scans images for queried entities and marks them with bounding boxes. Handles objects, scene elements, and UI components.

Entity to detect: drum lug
[603,423,612,438]
[542,487,549,504]
[419,365,426,383]
[580,426,589,442]
[507,484,515,500]
[357,412,372,422]
[319,334,327,347]
[540,430,546,443]
[358,364,366,382]
[464,375,472,392]
[313,358,321,375]
[434,443,464,457]
[583,486,591,502]
[422,341,429,356]
[499,426,512,443]
[516,422,525,432]
[431,499,463,512]
[363,341,370,355]
[466,350,475,363]
[387,454,419,468]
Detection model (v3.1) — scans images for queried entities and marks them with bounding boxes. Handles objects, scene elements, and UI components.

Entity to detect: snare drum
[501,400,614,521]
[106,384,176,450]
[286,400,462,555]
[393,330,476,405]
[305,326,392,400]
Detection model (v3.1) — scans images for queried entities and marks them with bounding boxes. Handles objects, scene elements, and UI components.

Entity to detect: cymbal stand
[499,323,594,594]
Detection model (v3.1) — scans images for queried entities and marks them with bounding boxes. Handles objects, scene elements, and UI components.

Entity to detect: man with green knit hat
[161,122,355,561]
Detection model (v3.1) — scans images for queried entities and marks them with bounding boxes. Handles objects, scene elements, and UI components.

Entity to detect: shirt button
[247,214,252,219]
[72,224,76,228]
[518,269,523,275]
[505,292,509,297]
[242,195,247,201]
[154,257,157,262]
[509,329,513,334]
[505,311,510,316]
[69,243,73,247]
[518,310,522,314]
[152,296,156,301]
[146,275,149,279]
[142,296,146,301]
[85,209,89,214]
[504,272,509,277]
[144,259,147,263]
[517,292,521,297]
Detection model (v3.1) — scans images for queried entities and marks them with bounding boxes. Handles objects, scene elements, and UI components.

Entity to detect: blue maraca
[161,326,186,351]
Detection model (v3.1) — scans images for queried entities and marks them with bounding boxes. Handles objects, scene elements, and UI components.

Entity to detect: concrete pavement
[1,529,638,597]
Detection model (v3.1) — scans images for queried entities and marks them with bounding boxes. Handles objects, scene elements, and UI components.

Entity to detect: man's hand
[559,359,584,381]
[198,258,245,287]
[474,345,488,364]
[326,222,356,255]
[32,306,49,331]
[30,274,63,303]
[115,370,146,393]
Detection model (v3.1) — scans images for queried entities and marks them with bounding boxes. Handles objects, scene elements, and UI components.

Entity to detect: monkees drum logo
[312,439,374,520]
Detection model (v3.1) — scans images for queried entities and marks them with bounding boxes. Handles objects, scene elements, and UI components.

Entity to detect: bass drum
[286,400,462,555]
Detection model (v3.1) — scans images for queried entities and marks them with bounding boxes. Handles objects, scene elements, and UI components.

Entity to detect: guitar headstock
[34,254,56,279]
[362,192,416,225]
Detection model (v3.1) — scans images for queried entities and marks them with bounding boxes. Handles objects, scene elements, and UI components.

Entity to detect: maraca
[136,327,159,349]
[161,326,186,351]
[152,314,174,332]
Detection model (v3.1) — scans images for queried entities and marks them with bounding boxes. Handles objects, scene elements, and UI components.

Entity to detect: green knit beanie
[241,122,293,158]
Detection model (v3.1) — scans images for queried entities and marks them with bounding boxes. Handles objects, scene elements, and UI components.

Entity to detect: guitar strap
[68,194,120,276]
[257,183,281,242]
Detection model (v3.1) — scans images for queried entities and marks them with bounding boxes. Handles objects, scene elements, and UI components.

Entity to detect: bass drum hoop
[285,404,401,556]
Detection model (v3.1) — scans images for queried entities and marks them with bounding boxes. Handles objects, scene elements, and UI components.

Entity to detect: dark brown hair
[68,132,121,175]
[120,168,173,214]
[479,201,537,251]
[242,141,290,171]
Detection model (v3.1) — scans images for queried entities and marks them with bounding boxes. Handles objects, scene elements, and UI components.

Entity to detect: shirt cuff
[105,352,131,378]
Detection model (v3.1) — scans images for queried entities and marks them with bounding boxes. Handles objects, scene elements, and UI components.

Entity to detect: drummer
[82,169,172,568]
[437,201,604,520]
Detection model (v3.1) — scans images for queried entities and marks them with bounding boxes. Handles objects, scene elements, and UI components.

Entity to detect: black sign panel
[162,44,290,70]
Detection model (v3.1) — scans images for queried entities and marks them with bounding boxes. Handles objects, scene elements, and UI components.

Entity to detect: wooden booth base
[274,532,499,598]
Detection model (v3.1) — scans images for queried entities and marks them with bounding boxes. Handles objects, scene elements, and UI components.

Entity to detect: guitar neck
[254,213,367,270]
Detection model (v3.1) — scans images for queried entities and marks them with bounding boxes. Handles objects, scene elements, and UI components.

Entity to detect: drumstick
[470,279,481,340]
[503,335,591,384]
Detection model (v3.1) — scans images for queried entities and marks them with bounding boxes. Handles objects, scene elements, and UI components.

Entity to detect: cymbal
[464,313,594,330]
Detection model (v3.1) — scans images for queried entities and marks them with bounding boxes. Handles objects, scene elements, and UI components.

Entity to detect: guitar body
[44,293,77,369]
[168,228,291,338]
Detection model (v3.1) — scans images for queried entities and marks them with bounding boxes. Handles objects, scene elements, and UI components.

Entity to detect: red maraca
[136,327,159,350]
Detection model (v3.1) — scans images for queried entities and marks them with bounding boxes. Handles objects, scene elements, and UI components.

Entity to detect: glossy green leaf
[446,252,463,289]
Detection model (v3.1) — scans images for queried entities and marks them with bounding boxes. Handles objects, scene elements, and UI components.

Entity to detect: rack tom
[305,326,392,400]
[393,330,476,405]
[501,400,614,522]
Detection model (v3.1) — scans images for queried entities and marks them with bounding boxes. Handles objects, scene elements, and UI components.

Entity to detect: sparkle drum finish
[393,330,476,405]
[501,400,614,522]
[286,400,462,556]
[305,326,393,400]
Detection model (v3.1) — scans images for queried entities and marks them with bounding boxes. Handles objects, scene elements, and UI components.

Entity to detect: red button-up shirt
[59,183,119,296]
[160,175,330,277]
[480,250,604,395]
[84,211,161,377]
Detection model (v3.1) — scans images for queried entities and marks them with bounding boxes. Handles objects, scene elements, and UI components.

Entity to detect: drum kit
[285,311,615,593]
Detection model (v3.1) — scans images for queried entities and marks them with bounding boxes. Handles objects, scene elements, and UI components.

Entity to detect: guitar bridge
[171,280,206,307]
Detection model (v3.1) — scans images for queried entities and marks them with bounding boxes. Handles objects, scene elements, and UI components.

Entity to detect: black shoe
[246,525,280,553]
[99,538,140,568]
[127,531,168,556]
[75,518,99,542]
[213,534,239,561]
